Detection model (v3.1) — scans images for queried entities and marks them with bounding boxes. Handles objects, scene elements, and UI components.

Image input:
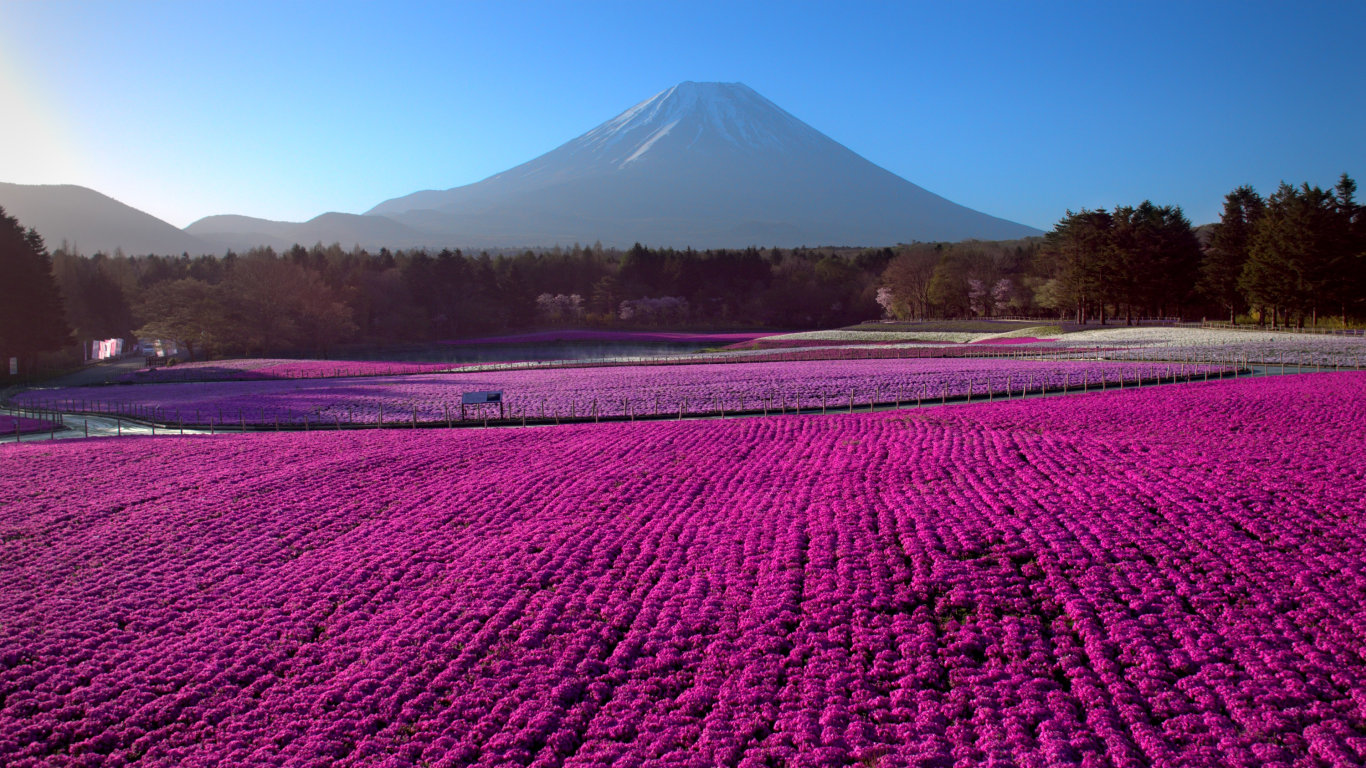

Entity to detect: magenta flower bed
[718,338,925,350]
[445,330,779,345]
[1,374,1364,766]
[0,414,59,436]
[969,336,1052,345]
[123,359,466,383]
[711,343,1117,363]
[21,358,1231,425]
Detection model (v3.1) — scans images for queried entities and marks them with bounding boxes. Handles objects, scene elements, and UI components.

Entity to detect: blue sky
[2,0,1362,231]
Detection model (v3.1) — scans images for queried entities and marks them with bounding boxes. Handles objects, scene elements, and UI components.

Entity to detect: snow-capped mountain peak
[569,82,825,168]
[351,81,1042,247]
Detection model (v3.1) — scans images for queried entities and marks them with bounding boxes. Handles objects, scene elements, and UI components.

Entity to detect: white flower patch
[761,329,986,343]
[1056,327,1366,365]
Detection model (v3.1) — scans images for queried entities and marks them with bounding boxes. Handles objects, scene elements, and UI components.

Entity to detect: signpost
[461,391,504,420]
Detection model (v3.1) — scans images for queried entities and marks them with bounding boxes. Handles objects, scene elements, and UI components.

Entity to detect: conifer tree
[1242,182,1338,327]
[1202,186,1263,323]
[0,206,72,377]
[1042,209,1114,324]
[1333,173,1363,325]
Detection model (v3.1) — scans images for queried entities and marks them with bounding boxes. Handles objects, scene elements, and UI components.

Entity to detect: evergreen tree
[1242,182,1339,327]
[1201,186,1263,323]
[51,249,136,344]
[1140,203,1202,320]
[1333,173,1363,324]
[0,207,72,377]
[1041,209,1113,323]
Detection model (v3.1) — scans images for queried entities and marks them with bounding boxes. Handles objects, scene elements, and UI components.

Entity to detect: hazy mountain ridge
[0,182,211,255]
[186,212,430,251]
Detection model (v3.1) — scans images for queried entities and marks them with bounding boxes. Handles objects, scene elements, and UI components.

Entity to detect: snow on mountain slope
[171,82,1039,251]
[570,82,825,163]
[363,81,1040,247]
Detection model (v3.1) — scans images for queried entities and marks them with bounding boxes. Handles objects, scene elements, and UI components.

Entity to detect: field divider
[5,362,1266,438]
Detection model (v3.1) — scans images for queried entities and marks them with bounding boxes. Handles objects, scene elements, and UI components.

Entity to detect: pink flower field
[2,374,1364,767]
[123,359,467,383]
[444,330,779,345]
[19,357,1233,426]
[0,414,60,436]
[718,338,921,350]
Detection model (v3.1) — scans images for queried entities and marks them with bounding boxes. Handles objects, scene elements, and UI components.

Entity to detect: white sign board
[8,357,15,375]
[461,390,503,405]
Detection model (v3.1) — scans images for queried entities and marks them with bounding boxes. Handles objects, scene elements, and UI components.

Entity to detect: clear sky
[2,0,1362,231]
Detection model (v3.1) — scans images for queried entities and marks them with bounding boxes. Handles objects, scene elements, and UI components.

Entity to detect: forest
[1,174,1362,372]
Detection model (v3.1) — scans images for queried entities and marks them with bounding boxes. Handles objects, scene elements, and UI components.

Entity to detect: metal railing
[1198,321,1365,336]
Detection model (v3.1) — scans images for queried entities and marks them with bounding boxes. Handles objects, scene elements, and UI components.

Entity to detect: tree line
[2,173,1362,375]
[21,240,891,364]
[879,174,1363,328]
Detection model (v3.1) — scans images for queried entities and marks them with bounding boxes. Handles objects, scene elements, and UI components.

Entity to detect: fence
[1198,321,1366,336]
[994,316,1182,325]
[7,343,1364,440]
[0,358,1254,436]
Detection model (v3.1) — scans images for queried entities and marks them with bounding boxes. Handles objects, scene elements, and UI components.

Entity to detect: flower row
[1,374,1363,766]
[20,358,1234,426]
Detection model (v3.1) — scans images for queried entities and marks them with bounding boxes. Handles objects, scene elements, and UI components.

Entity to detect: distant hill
[0,182,211,255]
[187,212,430,252]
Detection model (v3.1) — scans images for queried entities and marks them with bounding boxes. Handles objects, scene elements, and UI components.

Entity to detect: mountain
[365,82,1041,247]
[187,212,430,252]
[7,83,1041,253]
[0,182,212,255]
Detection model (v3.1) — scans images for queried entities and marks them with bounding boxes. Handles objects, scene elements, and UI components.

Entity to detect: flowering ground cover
[0,414,60,436]
[115,345,1070,386]
[122,359,468,383]
[1057,327,1366,367]
[967,336,1052,345]
[701,342,1124,365]
[444,330,779,345]
[757,328,997,344]
[2,374,1364,766]
[18,357,1231,426]
[718,337,950,350]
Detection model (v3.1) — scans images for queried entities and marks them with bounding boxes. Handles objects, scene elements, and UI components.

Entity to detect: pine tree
[1202,186,1263,323]
[1041,209,1114,324]
[0,206,73,377]
[1146,204,1202,319]
[1333,173,1363,325]
[1242,182,1338,327]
